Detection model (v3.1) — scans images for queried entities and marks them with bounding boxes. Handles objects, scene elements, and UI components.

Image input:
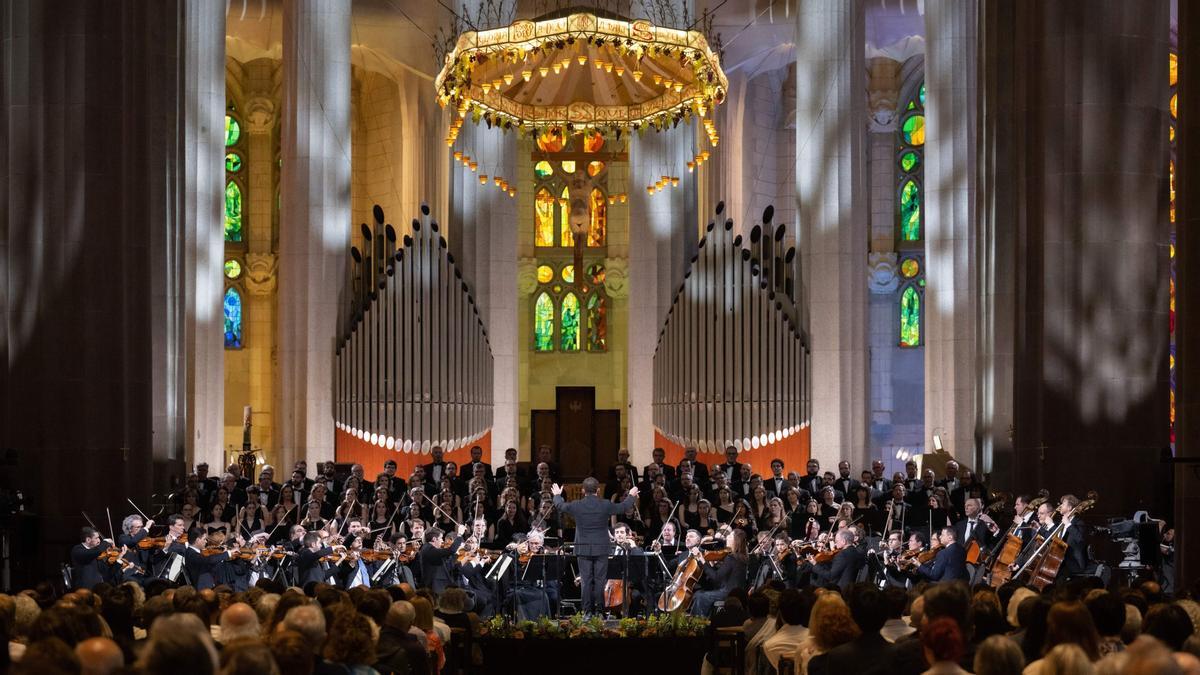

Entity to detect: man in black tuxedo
[679,447,710,490]
[833,461,858,499]
[552,477,638,614]
[954,497,1000,553]
[171,526,240,590]
[70,527,113,589]
[535,445,561,482]
[935,460,961,494]
[254,470,281,509]
[810,529,865,592]
[418,524,466,595]
[901,460,924,494]
[764,458,789,496]
[295,532,338,587]
[494,459,528,495]
[605,448,639,485]
[807,584,896,675]
[799,459,823,496]
[715,446,743,485]
[867,460,892,495]
[950,469,990,517]
[196,462,219,505]
[917,527,969,582]
[644,447,676,483]
[1056,494,1089,577]
[466,445,494,483]
[422,446,448,487]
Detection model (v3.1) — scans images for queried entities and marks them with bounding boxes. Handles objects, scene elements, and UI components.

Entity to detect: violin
[138,535,187,549]
[811,547,843,565]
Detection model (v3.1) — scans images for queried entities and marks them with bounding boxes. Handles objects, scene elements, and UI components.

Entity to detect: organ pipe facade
[335,204,494,453]
[653,202,810,452]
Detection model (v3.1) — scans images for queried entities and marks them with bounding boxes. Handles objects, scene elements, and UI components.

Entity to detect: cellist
[1055,494,1089,578]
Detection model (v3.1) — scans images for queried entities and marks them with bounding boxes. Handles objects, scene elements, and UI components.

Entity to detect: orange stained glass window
[535,188,555,246]
[589,188,607,247]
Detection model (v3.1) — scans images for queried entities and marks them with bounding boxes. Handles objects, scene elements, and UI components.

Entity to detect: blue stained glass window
[224,287,243,349]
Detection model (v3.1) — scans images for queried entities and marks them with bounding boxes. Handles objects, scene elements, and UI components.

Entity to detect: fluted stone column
[796,0,869,470]
[278,0,351,470]
[923,0,979,467]
[1007,1,1170,518]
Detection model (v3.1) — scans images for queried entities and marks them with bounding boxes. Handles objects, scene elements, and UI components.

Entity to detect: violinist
[455,536,498,617]
[689,527,747,617]
[337,533,375,589]
[878,530,913,589]
[916,527,969,582]
[296,531,339,587]
[117,515,153,581]
[511,530,560,618]
[806,529,863,592]
[419,524,467,595]
[174,526,240,590]
[70,527,114,589]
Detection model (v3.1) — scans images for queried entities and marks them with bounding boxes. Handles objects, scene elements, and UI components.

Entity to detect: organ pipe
[653,202,810,452]
[335,203,494,454]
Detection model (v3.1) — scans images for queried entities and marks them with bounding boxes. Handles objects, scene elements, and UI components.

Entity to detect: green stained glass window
[561,293,580,351]
[562,265,575,283]
[587,294,607,351]
[919,82,926,106]
[225,115,241,146]
[226,153,242,172]
[899,180,921,241]
[224,259,242,279]
[902,115,925,146]
[900,286,920,347]
[587,263,605,285]
[900,258,919,278]
[224,287,243,349]
[225,181,243,242]
[899,151,919,173]
[534,293,554,351]
[535,160,554,178]
[907,100,916,111]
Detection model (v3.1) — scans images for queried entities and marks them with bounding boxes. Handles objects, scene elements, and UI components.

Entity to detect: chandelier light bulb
[481,82,492,93]
[552,63,561,74]
[577,55,588,66]
[503,73,513,85]
[615,66,625,76]
[479,174,488,184]
[539,66,550,77]
[522,70,532,82]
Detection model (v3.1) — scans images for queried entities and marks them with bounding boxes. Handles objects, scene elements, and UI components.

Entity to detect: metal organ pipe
[334,203,494,454]
[652,202,809,453]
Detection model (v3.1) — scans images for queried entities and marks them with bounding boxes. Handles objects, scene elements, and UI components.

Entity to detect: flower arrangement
[481,613,708,640]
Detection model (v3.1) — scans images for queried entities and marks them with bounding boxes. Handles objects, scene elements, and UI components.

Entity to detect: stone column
[923,0,980,469]
[1176,0,1200,594]
[1008,1,1170,518]
[278,0,351,470]
[243,95,279,464]
[484,132,519,462]
[796,0,869,470]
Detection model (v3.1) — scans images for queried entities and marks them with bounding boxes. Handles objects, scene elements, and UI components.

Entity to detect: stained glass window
[588,189,607,247]
[537,265,554,283]
[224,287,243,349]
[587,161,605,177]
[561,265,575,283]
[537,128,565,153]
[534,292,554,351]
[225,259,242,279]
[535,160,554,178]
[902,115,925,146]
[561,293,580,351]
[535,188,555,246]
[588,263,606,285]
[899,180,921,242]
[900,258,919,278]
[587,294,607,351]
[582,130,605,152]
[225,115,241,146]
[225,181,243,243]
[561,160,577,174]
[899,151,918,173]
[560,186,574,247]
[900,286,920,347]
[226,153,242,172]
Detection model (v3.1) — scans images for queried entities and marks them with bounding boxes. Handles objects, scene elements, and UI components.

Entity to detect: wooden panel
[531,410,557,469]
[556,387,595,481]
[593,410,621,476]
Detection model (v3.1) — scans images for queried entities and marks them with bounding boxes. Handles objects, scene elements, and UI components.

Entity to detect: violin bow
[127,498,152,523]
[420,489,464,531]
[106,507,117,543]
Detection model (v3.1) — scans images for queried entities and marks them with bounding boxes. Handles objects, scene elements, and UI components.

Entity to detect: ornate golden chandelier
[434,10,728,136]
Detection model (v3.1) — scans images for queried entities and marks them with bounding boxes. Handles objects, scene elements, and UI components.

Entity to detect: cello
[987,492,1049,587]
[1014,493,1096,590]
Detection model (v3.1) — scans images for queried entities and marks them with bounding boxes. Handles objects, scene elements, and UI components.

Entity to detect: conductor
[552,478,638,615]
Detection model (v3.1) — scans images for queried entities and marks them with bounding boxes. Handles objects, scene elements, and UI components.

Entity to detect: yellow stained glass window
[537,265,553,283]
[561,160,577,174]
[582,130,605,152]
[535,188,555,246]
[537,128,565,153]
[562,265,575,283]
[560,186,574,247]
[587,160,605,177]
[589,188,607,247]
[535,160,554,178]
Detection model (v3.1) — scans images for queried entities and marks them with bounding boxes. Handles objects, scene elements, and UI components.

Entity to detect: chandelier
[434,11,728,136]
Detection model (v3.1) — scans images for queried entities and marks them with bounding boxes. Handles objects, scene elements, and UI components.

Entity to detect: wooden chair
[713,626,747,675]
[447,627,472,674]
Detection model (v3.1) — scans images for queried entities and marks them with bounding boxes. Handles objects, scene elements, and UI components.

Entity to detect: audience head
[973,634,1026,675]
[219,602,261,643]
[776,589,808,627]
[322,606,375,667]
[219,639,280,675]
[75,637,123,675]
[808,592,861,651]
[846,584,888,633]
[138,613,219,675]
[267,630,313,675]
[1143,603,1194,651]
[922,616,965,665]
[922,581,972,637]
[1044,601,1101,662]
[280,604,326,652]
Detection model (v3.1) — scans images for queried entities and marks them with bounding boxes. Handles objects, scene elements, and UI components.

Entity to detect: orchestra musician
[807,529,864,592]
[916,527,969,582]
[296,531,339,587]
[419,524,467,595]
[689,528,748,617]
[70,527,114,590]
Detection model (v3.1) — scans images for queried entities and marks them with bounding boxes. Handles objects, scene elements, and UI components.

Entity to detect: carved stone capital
[603,257,629,298]
[867,57,902,132]
[244,252,278,295]
[868,251,899,294]
[243,96,277,135]
[517,258,539,296]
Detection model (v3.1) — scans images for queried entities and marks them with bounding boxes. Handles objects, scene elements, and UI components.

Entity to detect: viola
[811,548,843,565]
[138,535,187,549]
